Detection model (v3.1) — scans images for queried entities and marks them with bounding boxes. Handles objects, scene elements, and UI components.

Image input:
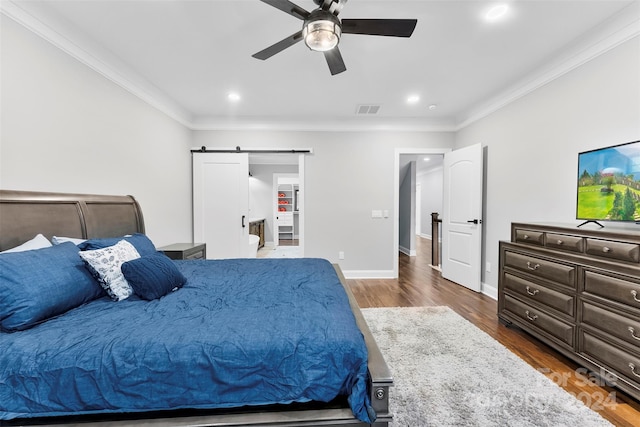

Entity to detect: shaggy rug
[362,306,613,427]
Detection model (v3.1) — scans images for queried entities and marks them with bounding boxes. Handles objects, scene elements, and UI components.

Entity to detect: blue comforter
[0,258,373,422]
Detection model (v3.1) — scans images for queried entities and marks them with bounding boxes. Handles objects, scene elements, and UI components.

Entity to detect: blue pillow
[121,254,187,300]
[78,233,157,256]
[0,242,104,332]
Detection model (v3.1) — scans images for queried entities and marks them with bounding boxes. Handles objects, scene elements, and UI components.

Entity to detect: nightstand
[158,243,206,260]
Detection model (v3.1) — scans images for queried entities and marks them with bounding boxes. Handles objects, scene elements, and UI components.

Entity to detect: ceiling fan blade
[252,31,304,60]
[259,0,310,20]
[324,47,347,75]
[341,19,417,37]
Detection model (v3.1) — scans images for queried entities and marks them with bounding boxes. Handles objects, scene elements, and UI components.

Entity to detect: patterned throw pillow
[79,240,141,301]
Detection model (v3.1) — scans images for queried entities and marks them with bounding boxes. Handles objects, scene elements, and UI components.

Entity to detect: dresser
[498,222,640,401]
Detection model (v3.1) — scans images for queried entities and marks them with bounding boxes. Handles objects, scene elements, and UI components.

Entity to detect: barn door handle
[242,215,246,228]
[467,219,482,224]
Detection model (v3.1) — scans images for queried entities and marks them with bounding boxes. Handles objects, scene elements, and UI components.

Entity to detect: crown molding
[455,2,640,131]
[3,0,638,133]
[1,0,194,128]
[189,116,457,132]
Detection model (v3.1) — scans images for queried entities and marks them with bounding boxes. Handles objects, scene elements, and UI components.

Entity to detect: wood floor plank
[347,237,640,427]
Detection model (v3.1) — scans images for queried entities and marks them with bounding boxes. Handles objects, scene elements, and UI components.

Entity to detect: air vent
[356,104,381,115]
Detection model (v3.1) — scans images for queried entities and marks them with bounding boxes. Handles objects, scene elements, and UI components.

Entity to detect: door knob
[467,219,482,224]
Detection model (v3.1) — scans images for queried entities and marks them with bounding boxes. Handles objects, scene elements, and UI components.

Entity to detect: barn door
[193,153,249,259]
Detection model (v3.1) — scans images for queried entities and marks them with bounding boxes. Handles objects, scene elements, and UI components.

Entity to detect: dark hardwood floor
[346,237,640,427]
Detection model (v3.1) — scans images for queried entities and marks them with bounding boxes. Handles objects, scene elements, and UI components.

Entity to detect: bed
[0,189,393,426]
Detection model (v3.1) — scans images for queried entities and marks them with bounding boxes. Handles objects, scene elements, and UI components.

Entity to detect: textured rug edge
[361,306,614,427]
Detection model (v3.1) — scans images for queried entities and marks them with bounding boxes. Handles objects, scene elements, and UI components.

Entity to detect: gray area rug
[362,306,613,427]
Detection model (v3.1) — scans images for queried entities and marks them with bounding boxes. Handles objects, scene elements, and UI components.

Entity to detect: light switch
[372,210,383,218]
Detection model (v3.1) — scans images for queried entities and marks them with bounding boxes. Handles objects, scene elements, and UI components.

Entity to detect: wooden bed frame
[0,189,393,427]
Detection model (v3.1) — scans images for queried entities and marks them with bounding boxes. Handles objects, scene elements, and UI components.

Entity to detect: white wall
[7,11,635,284]
[456,36,640,293]
[418,165,444,239]
[193,130,455,275]
[0,16,193,247]
[398,161,416,255]
[0,14,455,275]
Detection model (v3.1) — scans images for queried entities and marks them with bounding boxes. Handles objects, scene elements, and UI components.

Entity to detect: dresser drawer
[545,233,584,253]
[581,301,640,349]
[504,295,574,346]
[579,331,640,391]
[585,238,640,264]
[504,251,576,288]
[514,228,544,246]
[503,272,574,316]
[584,270,640,311]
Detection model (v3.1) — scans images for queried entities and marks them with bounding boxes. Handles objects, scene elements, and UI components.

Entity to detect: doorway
[394,148,449,278]
[193,151,305,259]
[272,173,300,256]
[394,145,485,292]
[249,154,304,258]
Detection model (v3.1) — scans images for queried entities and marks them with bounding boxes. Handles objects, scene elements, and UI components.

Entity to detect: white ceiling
[3,0,639,131]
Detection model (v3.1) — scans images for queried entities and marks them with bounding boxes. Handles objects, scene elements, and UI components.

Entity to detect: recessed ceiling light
[423,157,430,162]
[485,4,510,22]
[428,104,437,110]
[227,92,241,102]
[407,95,420,104]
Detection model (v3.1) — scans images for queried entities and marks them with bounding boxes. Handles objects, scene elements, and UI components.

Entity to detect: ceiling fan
[252,0,418,75]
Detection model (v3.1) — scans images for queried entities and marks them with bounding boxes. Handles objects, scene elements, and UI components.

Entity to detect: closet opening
[249,154,304,259]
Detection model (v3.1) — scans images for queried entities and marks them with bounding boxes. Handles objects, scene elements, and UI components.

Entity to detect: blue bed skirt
[0,258,373,422]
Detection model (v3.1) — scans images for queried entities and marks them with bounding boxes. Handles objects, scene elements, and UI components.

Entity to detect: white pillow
[1,234,52,253]
[52,236,86,245]
[79,240,141,301]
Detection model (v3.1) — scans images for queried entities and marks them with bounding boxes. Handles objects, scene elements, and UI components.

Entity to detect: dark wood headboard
[0,190,145,251]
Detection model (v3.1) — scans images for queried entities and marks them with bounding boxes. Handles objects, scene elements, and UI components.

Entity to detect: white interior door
[441,144,483,292]
[193,153,249,259]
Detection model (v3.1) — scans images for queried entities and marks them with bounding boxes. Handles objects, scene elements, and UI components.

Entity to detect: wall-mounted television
[576,140,640,227]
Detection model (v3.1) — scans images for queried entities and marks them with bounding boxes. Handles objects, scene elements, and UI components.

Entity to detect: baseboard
[482,282,498,300]
[398,246,416,257]
[342,270,396,279]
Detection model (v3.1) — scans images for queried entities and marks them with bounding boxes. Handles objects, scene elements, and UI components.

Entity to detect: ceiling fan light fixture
[303,18,341,52]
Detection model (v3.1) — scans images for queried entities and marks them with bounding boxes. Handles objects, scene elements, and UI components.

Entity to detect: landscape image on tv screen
[577,140,640,223]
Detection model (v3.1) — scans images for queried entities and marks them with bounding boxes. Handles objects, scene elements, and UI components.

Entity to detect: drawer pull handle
[525,310,538,321]
[526,286,539,296]
[526,262,540,271]
[602,246,611,253]
[557,240,563,245]
[628,326,640,341]
[523,234,529,240]
[629,363,640,378]
[632,290,640,303]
